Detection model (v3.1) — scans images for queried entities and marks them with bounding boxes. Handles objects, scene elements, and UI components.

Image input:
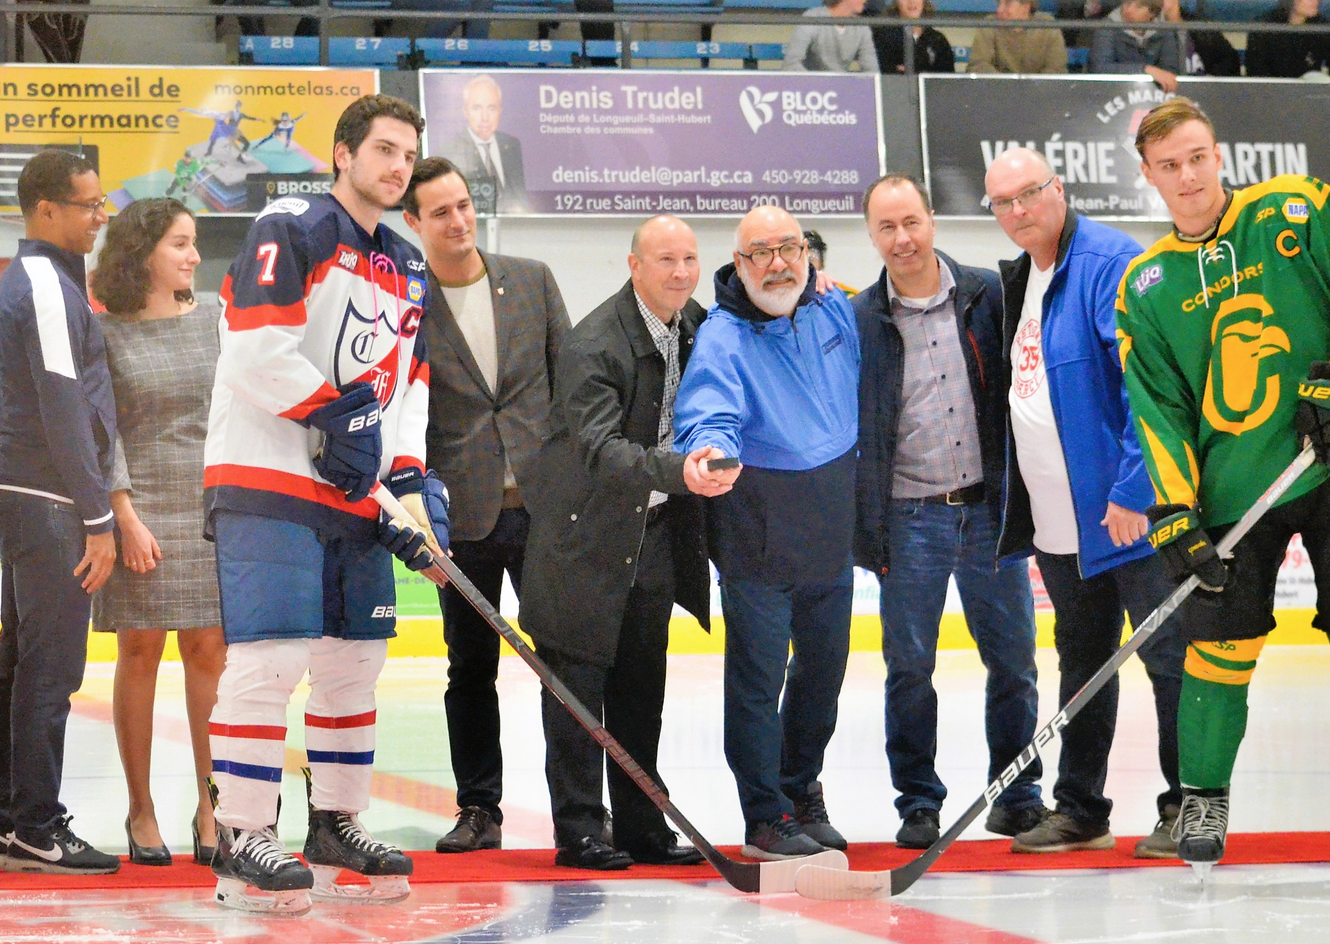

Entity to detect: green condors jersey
[1117,174,1330,528]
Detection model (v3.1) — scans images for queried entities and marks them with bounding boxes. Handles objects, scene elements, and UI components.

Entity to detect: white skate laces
[308,812,412,905]
[214,827,314,918]
[236,827,301,869]
[1171,794,1229,846]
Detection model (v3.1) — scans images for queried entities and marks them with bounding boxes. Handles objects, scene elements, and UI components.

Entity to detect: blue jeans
[1036,550,1185,825]
[0,491,92,837]
[879,499,1040,817]
[720,568,853,824]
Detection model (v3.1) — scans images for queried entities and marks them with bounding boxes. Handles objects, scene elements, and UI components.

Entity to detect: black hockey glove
[1146,503,1228,592]
[1296,361,1330,465]
[378,512,434,572]
[306,382,383,503]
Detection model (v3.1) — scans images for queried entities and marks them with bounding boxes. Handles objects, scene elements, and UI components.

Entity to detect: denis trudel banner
[419,69,884,217]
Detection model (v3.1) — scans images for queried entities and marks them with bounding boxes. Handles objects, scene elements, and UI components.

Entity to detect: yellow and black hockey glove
[1296,361,1330,465]
[1146,503,1228,592]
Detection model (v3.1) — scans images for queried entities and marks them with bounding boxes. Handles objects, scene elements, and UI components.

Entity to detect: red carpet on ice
[3,833,1329,891]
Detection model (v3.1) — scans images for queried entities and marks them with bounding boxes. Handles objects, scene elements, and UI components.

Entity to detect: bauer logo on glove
[1146,503,1228,592]
[1296,362,1330,465]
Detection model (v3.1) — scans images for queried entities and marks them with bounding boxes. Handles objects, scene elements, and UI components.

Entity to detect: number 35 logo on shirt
[1012,319,1044,399]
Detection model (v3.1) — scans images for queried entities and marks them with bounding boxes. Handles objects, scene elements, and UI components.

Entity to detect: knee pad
[304,639,387,814]
[213,638,311,722]
[1184,637,1266,685]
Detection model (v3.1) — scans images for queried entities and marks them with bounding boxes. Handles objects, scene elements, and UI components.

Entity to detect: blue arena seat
[330,36,411,64]
[1066,46,1089,69]
[241,35,319,64]
[952,44,968,63]
[747,42,786,60]
[414,37,582,64]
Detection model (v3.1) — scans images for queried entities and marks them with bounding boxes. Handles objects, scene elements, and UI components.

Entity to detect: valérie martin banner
[921,75,1330,219]
[419,69,883,217]
[0,65,375,216]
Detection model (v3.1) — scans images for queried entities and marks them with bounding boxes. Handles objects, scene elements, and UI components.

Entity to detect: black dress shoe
[436,806,502,853]
[554,836,633,871]
[618,832,706,866]
[125,817,172,866]
[192,814,216,866]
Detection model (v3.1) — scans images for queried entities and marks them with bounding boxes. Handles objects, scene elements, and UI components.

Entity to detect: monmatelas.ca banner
[0,65,376,215]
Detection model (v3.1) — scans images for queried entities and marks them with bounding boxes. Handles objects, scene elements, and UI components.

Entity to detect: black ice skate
[212,822,314,916]
[1173,787,1230,881]
[304,808,413,903]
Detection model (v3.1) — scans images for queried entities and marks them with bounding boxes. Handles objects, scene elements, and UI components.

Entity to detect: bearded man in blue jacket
[985,147,1187,859]
[675,206,859,861]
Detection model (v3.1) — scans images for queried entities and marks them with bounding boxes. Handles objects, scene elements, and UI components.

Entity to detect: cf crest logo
[1202,293,1290,436]
[739,87,778,134]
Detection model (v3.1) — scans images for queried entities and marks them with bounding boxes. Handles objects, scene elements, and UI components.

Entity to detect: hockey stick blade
[371,485,848,893]
[795,443,1317,901]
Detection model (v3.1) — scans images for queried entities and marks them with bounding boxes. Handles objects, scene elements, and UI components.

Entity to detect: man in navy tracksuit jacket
[986,147,1185,858]
[675,207,859,861]
[0,150,119,874]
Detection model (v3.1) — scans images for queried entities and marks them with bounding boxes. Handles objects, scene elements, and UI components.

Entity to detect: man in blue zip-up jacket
[675,206,859,861]
[0,150,120,874]
[854,174,1045,851]
[986,147,1186,859]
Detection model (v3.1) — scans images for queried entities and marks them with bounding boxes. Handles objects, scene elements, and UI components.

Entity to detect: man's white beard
[739,264,807,316]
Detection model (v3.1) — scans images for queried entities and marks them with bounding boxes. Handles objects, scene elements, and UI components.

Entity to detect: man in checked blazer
[403,157,570,853]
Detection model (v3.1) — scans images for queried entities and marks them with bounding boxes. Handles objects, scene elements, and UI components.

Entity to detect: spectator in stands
[784,0,880,71]
[1245,0,1329,77]
[442,75,528,214]
[1053,0,1104,50]
[863,0,955,72]
[520,216,730,870]
[0,149,118,875]
[401,157,570,855]
[1088,0,1181,92]
[89,198,225,869]
[1161,0,1241,76]
[853,174,1046,851]
[968,0,1068,74]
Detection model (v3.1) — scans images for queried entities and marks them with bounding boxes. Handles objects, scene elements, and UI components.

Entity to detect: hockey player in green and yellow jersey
[1117,96,1330,875]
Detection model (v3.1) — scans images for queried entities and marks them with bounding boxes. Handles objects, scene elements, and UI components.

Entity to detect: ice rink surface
[4,644,1330,943]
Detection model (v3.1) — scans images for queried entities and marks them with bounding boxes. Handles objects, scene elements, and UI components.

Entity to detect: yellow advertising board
[0,65,377,215]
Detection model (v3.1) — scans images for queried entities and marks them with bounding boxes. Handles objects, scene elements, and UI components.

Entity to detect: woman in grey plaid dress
[90,199,224,867]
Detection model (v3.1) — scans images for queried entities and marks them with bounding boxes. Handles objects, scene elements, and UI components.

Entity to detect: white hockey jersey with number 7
[204,193,430,540]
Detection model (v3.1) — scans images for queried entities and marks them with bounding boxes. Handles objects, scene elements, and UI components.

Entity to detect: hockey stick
[371,485,849,893]
[795,443,1318,901]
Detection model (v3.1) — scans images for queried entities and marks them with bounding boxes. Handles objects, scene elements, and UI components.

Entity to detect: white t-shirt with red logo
[1009,261,1079,555]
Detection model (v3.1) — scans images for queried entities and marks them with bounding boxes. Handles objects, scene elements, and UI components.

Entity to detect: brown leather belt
[501,487,524,510]
[919,482,984,506]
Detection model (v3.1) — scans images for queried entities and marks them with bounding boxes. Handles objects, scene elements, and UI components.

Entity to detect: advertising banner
[419,69,883,217]
[0,65,376,215]
[921,76,1330,219]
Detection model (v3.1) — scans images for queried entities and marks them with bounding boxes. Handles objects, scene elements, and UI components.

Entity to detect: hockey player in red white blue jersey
[203,95,450,915]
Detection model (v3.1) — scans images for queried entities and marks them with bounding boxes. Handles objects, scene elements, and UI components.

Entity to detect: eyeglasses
[737,241,806,269]
[984,177,1055,216]
[54,196,109,214]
